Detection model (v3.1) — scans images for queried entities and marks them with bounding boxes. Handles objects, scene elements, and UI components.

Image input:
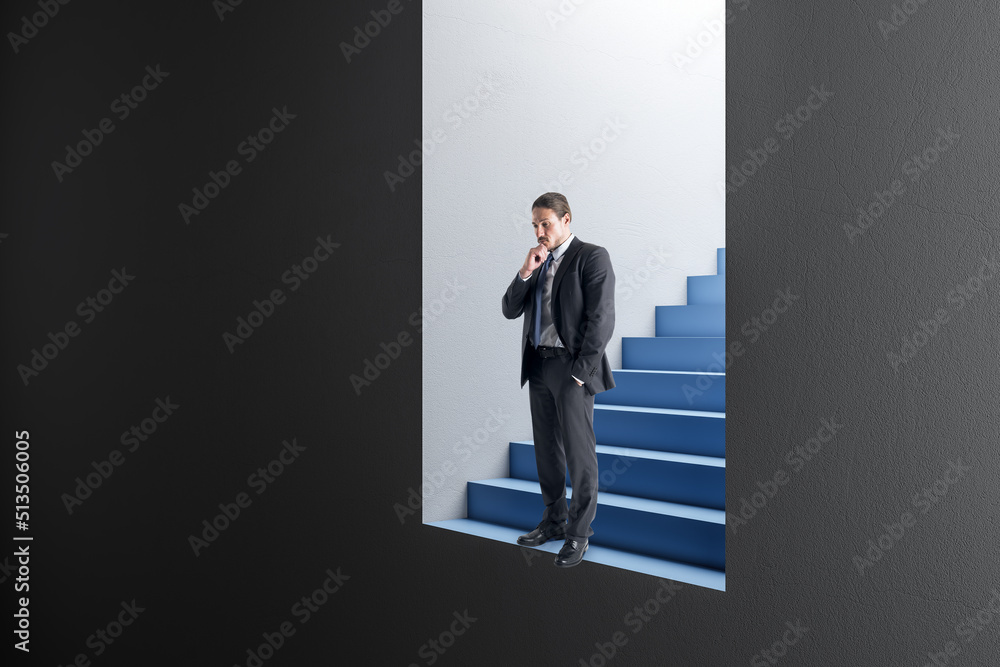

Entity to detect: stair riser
[468,483,724,570]
[655,305,724,337]
[598,372,725,412]
[509,442,724,509]
[622,337,726,372]
[687,275,725,305]
[594,410,725,457]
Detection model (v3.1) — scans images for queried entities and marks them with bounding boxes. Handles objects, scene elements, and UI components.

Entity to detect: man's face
[532,207,571,251]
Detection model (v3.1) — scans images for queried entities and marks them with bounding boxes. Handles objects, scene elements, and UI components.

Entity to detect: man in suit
[501,192,616,568]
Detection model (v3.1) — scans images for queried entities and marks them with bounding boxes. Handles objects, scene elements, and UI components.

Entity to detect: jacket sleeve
[502,271,532,319]
[570,247,615,383]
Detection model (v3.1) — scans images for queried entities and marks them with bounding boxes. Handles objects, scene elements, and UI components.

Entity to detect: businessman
[501,192,616,568]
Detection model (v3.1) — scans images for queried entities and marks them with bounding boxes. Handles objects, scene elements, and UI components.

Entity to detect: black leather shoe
[554,538,589,568]
[517,522,566,547]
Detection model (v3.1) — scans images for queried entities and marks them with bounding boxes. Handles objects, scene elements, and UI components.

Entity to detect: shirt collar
[549,233,575,261]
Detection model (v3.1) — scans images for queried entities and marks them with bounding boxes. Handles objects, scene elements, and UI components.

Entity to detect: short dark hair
[532,192,572,222]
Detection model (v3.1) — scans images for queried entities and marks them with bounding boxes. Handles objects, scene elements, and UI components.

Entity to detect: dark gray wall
[3,1,997,665]
[724,0,1000,665]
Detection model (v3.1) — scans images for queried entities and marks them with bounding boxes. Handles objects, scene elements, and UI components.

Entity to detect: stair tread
[470,477,726,524]
[622,336,724,339]
[612,368,725,376]
[513,440,725,467]
[595,403,725,419]
[429,518,725,591]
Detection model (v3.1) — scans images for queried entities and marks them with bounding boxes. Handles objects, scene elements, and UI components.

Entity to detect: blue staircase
[430,248,726,591]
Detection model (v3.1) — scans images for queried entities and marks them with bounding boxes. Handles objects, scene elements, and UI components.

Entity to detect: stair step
[509,441,725,509]
[594,404,725,457]
[622,336,725,372]
[717,247,725,275]
[466,478,725,571]
[428,518,725,591]
[655,305,724,337]
[599,369,724,412]
[687,275,724,305]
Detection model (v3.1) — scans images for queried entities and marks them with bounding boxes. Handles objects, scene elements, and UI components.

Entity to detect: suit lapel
[551,235,583,301]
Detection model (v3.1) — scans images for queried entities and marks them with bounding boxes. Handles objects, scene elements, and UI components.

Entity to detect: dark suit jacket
[502,235,616,396]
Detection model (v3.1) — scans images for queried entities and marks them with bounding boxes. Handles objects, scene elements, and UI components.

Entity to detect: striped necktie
[532,252,553,348]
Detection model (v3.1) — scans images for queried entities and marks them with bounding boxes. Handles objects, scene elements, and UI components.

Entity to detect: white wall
[421,0,724,523]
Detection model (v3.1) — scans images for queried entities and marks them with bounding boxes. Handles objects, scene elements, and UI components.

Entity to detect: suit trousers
[527,346,599,541]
